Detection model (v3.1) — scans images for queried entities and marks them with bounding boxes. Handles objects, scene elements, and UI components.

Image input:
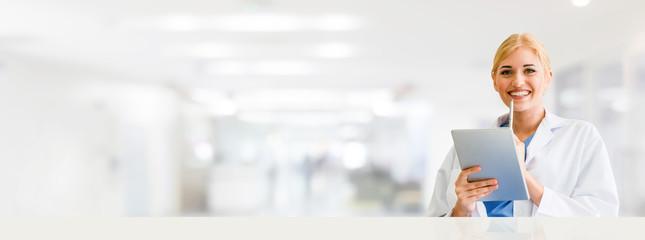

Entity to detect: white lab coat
[426,110,619,217]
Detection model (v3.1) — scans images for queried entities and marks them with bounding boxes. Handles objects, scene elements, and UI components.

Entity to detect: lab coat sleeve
[426,147,458,217]
[535,126,619,217]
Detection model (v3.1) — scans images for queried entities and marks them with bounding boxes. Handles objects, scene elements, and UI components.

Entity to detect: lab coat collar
[494,109,566,129]
[494,109,567,163]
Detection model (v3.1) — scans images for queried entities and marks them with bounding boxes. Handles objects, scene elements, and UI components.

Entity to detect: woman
[427,33,619,217]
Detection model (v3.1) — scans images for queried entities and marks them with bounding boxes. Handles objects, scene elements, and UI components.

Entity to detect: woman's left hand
[513,133,526,173]
[512,133,544,206]
[512,134,526,172]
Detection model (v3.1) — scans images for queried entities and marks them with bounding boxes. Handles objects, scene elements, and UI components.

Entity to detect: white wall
[0,53,182,216]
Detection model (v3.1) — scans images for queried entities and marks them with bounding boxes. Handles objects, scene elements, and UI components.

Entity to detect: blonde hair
[491,32,551,75]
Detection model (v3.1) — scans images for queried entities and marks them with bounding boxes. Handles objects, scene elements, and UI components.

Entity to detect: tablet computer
[451,128,529,201]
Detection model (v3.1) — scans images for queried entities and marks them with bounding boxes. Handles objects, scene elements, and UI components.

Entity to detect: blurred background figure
[0,0,644,216]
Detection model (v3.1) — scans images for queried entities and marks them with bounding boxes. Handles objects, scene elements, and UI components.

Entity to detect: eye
[524,68,536,74]
[501,70,512,75]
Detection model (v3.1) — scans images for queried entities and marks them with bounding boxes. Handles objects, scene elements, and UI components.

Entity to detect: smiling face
[492,46,552,113]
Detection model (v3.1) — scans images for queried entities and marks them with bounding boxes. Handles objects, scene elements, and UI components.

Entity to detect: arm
[451,166,498,217]
[535,127,619,217]
[427,147,498,217]
[513,134,545,206]
[426,148,457,217]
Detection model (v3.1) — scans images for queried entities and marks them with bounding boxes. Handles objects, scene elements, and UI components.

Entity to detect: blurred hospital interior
[1,0,645,216]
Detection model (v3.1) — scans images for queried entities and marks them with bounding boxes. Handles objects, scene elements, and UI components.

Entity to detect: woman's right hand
[451,166,498,217]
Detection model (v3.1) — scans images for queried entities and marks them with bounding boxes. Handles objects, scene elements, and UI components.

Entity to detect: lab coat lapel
[526,111,565,164]
[495,110,565,165]
[525,121,552,164]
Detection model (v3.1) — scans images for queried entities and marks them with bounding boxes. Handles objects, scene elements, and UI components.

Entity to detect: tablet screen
[451,128,529,201]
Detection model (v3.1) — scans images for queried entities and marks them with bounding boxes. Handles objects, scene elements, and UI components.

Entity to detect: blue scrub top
[483,122,534,217]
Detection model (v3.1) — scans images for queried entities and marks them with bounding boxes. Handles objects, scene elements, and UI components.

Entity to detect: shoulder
[546,112,603,142]
[441,146,460,170]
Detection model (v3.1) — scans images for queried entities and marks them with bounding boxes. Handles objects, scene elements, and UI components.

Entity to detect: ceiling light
[194,142,215,162]
[611,97,630,112]
[234,89,344,111]
[346,89,392,108]
[190,89,238,116]
[190,43,234,58]
[372,101,398,117]
[314,42,355,58]
[206,61,246,75]
[571,0,591,7]
[342,110,373,123]
[212,14,306,32]
[343,141,367,169]
[253,60,314,75]
[210,99,238,116]
[236,111,341,125]
[165,43,234,58]
[159,14,203,31]
[147,13,361,32]
[314,14,361,31]
[206,60,314,76]
[191,89,227,103]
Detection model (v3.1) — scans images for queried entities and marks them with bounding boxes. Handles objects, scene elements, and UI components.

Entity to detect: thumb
[512,133,522,146]
[512,133,525,161]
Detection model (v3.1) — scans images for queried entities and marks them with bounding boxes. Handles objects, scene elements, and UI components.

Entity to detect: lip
[507,89,532,99]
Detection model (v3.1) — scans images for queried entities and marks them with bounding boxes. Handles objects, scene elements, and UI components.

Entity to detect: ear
[492,72,499,92]
[543,70,553,94]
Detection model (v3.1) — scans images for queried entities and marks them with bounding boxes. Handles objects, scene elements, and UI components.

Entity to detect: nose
[511,73,526,87]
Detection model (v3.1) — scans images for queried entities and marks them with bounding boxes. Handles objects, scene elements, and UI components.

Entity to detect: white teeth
[510,91,530,97]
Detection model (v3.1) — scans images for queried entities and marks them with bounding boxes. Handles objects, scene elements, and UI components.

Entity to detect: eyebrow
[499,64,536,69]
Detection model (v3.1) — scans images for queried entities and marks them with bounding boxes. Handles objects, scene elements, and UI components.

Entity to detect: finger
[458,166,481,182]
[468,185,498,200]
[459,184,498,199]
[512,133,525,148]
[464,179,497,191]
[470,190,494,201]
[512,132,521,142]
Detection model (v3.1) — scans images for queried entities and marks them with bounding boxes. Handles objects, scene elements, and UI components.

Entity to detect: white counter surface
[2,217,643,240]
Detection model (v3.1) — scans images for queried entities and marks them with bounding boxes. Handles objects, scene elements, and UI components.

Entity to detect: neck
[511,107,545,141]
